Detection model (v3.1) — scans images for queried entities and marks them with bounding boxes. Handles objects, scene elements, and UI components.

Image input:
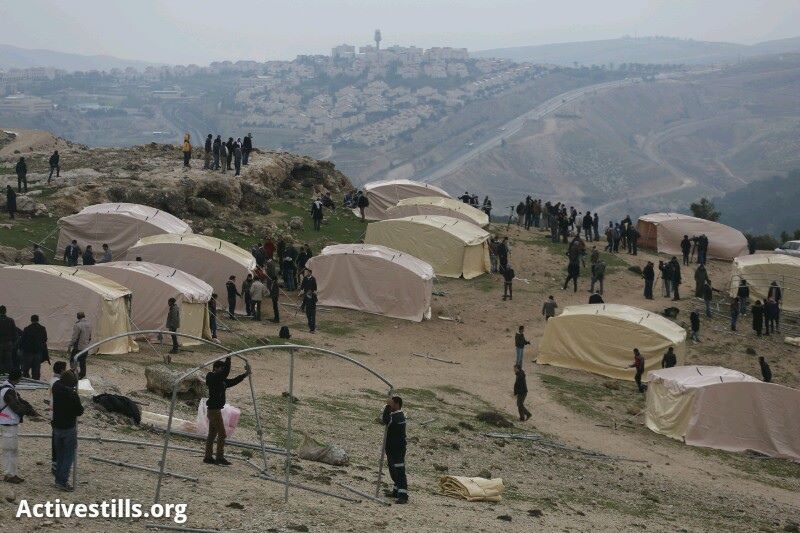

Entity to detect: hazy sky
[1,0,799,64]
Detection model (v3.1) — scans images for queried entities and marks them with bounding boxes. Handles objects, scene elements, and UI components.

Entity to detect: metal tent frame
[71,330,394,505]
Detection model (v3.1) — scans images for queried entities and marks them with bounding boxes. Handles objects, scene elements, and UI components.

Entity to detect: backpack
[279,326,291,339]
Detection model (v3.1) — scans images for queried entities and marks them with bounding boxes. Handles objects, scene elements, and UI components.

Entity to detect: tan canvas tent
[305,244,434,322]
[537,304,687,380]
[126,234,255,311]
[57,203,192,259]
[357,179,451,220]
[646,366,800,461]
[0,265,137,354]
[637,213,748,261]
[729,254,800,311]
[82,262,212,345]
[386,196,490,228]
[364,215,490,279]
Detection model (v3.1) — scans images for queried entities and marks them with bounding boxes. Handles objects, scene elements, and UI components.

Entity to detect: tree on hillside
[690,198,721,221]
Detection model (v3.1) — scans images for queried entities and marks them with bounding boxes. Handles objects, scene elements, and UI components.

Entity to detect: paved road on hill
[415,77,639,184]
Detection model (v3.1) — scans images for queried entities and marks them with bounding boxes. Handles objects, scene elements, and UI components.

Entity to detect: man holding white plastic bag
[203,357,249,466]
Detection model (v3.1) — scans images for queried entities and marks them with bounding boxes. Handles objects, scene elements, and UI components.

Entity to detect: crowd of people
[180,132,254,176]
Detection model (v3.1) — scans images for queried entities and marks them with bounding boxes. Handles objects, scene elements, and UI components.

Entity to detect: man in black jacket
[670,257,682,301]
[680,235,691,265]
[15,157,27,193]
[225,137,234,170]
[0,306,17,375]
[48,151,60,183]
[382,396,408,504]
[204,357,250,465]
[52,370,83,491]
[758,356,772,383]
[242,133,253,165]
[268,274,280,323]
[661,347,677,369]
[502,263,515,300]
[20,315,47,380]
[212,135,222,170]
[513,365,532,421]
[203,134,213,169]
[563,259,580,293]
[226,275,240,319]
[643,261,655,299]
[63,240,81,267]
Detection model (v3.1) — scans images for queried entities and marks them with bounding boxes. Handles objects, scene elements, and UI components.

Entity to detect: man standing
[203,357,250,466]
[250,277,265,321]
[680,235,691,266]
[0,306,17,375]
[582,211,593,242]
[64,240,81,267]
[182,134,192,168]
[697,234,709,265]
[268,273,280,323]
[51,370,83,492]
[752,300,764,336]
[82,245,96,266]
[303,289,318,334]
[242,133,253,165]
[627,349,646,393]
[627,225,639,255]
[643,261,655,299]
[242,274,254,317]
[166,298,180,355]
[356,191,369,221]
[690,310,700,342]
[514,326,530,367]
[233,139,243,176]
[764,297,779,336]
[497,237,509,273]
[99,243,112,263]
[767,281,782,332]
[311,197,324,231]
[226,275,240,319]
[203,134,213,169]
[225,137,234,170]
[758,356,772,383]
[6,185,16,220]
[69,312,92,379]
[737,280,750,316]
[15,157,27,193]
[541,295,557,320]
[1,369,39,483]
[702,281,714,318]
[212,135,222,170]
[590,258,605,295]
[48,150,61,183]
[670,257,682,301]
[502,263,515,300]
[208,294,218,341]
[32,244,47,264]
[694,264,709,298]
[20,315,47,381]
[381,396,408,504]
[592,212,600,242]
[661,347,677,369]
[513,365,532,422]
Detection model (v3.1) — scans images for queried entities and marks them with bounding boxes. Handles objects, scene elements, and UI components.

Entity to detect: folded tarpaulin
[438,476,505,502]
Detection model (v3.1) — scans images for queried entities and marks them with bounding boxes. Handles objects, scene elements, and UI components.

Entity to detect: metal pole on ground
[155,384,180,503]
[283,348,296,503]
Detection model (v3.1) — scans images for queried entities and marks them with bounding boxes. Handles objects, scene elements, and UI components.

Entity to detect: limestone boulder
[145,364,208,401]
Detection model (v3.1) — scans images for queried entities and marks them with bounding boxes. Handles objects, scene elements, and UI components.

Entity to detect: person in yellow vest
[182,133,192,167]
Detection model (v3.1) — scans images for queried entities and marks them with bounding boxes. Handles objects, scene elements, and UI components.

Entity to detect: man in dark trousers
[15,157,27,192]
[643,261,655,299]
[764,298,778,336]
[680,235,691,266]
[737,280,750,316]
[356,192,369,221]
[242,133,253,165]
[204,357,250,465]
[661,347,677,369]
[6,186,16,220]
[1,369,39,483]
[311,198,324,231]
[225,137,234,170]
[514,325,530,367]
[513,364,532,421]
[690,309,701,342]
[226,275,240,319]
[502,263,515,300]
[212,135,222,170]
[203,134,213,169]
[752,300,764,336]
[767,281,782,332]
[381,396,408,504]
[627,348,646,393]
[758,356,772,383]
[48,151,60,183]
[670,257,682,301]
[241,273,254,317]
[697,234,709,265]
[165,298,180,355]
[51,370,83,491]
[32,244,47,265]
[563,258,580,293]
[268,274,280,323]
[303,289,318,334]
[20,315,48,380]
[64,240,81,267]
[497,237,509,273]
[0,306,18,374]
[702,281,714,318]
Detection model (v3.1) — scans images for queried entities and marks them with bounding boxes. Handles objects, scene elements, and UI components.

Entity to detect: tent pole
[248,363,270,474]
[155,383,180,503]
[283,349,296,503]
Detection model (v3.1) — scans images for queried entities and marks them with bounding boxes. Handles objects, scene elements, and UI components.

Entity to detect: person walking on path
[48,151,60,183]
[514,326,530,367]
[5,186,16,220]
[563,259,580,293]
[181,133,192,168]
[51,369,82,491]
[69,312,92,379]
[15,157,27,193]
[627,349,646,393]
[1,369,39,484]
[590,258,605,295]
[165,298,180,355]
[203,357,250,466]
[381,396,408,504]
[751,300,764,337]
[502,263,515,300]
[542,295,557,320]
[513,365,532,421]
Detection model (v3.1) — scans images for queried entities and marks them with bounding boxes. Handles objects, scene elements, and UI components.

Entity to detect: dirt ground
[2,218,799,532]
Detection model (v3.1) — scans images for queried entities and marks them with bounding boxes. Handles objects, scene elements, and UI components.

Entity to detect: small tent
[56,203,191,260]
[364,215,490,279]
[356,179,451,220]
[386,196,490,228]
[82,262,213,344]
[0,265,137,354]
[637,213,748,261]
[646,366,800,461]
[537,304,687,380]
[126,234,256,311]
[305,244,434,322]
[729,254,800,311]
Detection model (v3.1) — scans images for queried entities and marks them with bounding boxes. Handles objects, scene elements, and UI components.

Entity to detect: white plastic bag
[195,400,241,438]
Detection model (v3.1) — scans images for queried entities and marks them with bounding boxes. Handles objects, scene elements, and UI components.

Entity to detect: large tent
[357,179,451,220]
[126,234,255,311]
[305,244,434,322]
[386,196,490,228]
[646,366,800,461]
[56,203,191,260]
[637,213,748,261]
[0,265,137,354]
[364,215,490,279]
[537,304,687,380]
[82,262,213,345]
[729,254,800,311]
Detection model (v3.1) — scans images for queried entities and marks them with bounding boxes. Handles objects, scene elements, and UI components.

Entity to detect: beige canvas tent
[646,366,800,461]
[0,265,137,354]
[729,254,800,311]
[56,203,191,260]
[357,179,451,220]
[126,234,256,311]
[305,244,434,322]
[537,304,687,380]
[637,213,748,261]
[82,262,212,345]
[386,196,490,228]
[364,215,490,279]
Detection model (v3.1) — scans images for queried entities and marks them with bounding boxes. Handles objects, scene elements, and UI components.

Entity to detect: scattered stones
[289,216,304,230]
[746,347,757,355]
[226,502,244,510]
[528,509,543,517]
[433,463,449,472]
[476,411,514,428]
[497,515,512,522]
[287,524,309,532]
